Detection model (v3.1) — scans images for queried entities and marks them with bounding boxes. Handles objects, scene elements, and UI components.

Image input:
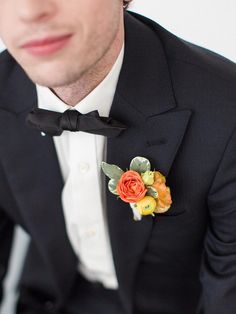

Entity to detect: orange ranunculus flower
[151,171,172,213]
[117,170,147,203]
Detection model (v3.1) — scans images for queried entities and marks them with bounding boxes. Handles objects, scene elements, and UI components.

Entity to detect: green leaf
[101,162,124,180]
[130,156,151,173]
[108,179,119,195]
[147,187,158,199]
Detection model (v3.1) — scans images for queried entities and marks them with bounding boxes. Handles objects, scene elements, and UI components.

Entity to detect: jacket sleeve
[199,126,236,313]
[0,161,15,303]
[0,209,14,302]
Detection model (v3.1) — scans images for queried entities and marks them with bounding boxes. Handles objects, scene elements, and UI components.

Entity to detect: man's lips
[21,34,73,56]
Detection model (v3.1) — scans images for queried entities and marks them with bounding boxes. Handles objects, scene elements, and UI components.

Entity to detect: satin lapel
[0,67,77,302]
[106,13,192,313]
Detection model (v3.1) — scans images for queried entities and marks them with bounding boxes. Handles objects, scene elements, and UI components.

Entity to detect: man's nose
[17,0,56,22]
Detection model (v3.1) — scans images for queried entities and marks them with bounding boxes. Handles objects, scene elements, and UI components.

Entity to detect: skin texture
[0,0,126,105]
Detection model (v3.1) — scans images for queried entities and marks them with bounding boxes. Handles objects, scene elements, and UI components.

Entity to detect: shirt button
[86,228,97,238]
[79,162,90,173]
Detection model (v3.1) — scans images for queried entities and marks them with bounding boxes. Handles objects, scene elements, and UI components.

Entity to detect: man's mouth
[21,34,73,56]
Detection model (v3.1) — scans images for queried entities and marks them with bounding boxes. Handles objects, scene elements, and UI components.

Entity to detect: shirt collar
[36,43,124,117]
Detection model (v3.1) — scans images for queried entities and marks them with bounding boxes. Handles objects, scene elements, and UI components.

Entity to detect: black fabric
[17,273,123,314]
[61,273,124,314]
[26,108,127,137]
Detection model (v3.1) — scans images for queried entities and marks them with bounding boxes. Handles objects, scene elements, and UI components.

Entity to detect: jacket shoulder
[129,11,236,84]
[128,11,236,151]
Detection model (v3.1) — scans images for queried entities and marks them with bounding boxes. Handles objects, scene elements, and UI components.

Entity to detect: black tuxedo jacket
[0,11,236,314]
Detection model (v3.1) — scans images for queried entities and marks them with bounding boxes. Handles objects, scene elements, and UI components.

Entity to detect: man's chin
[24,71,79,88]
[19,59,80,87]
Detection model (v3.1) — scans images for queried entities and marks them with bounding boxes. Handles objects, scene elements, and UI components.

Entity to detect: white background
[0,1,235,313]
[130,0,236,62]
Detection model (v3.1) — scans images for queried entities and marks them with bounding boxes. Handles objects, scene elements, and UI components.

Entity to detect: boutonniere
[101,157,172,221]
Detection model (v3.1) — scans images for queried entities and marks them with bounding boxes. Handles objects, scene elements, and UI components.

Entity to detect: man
[0,0,235,313]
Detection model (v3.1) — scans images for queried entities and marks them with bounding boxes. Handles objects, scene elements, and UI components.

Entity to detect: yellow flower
[151,171,172,213]
[136,196,156,216]
[141,171,155,185]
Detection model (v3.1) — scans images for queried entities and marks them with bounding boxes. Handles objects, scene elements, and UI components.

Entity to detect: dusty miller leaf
[108,179,119,195]
[130,156,151,173]
[147,187,158,199]
[101,162,124,180]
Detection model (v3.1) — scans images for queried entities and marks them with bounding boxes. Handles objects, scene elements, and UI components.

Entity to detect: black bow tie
[26,108,127,137]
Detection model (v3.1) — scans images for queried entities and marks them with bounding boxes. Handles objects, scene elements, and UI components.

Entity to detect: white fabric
[36,44,124,289]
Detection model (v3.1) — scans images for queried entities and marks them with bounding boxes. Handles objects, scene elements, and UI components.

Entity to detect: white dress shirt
[36,44,124,289]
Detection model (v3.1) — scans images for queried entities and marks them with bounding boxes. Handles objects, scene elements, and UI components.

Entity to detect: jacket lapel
[106,13,192,313]
[0,65,78,303]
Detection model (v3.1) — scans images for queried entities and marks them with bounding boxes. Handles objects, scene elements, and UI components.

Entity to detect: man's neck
[50,28,124,107]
